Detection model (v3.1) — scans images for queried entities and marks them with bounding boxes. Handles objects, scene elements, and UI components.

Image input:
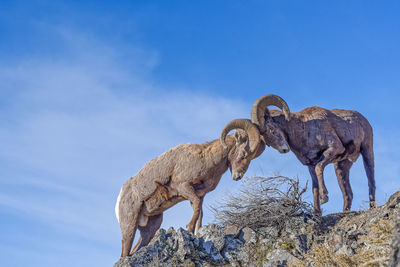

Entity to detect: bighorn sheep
[115,118,285,257]
[251,94,375,215]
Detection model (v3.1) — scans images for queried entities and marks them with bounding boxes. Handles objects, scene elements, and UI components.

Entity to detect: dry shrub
[211,175,311,229]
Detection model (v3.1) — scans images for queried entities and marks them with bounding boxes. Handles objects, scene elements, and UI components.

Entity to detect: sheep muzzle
[232,172,244,181]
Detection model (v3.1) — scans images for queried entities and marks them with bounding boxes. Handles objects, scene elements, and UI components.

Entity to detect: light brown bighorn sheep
[251,94,375,215]
[115,118,276,257]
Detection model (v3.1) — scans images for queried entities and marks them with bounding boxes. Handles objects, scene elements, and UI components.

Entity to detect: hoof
[319,194,329,205]
[313,209,322,216]
[186,225,194,233]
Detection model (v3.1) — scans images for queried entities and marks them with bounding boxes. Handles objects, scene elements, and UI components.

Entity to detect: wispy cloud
[0,25,250,266]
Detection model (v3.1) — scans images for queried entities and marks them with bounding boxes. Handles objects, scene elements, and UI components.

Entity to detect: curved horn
[220,118,261,156]
[250,94,291,133]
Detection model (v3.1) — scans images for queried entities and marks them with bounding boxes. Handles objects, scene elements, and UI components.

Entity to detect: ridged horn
[220,118,261,156]
[250,94,291,133]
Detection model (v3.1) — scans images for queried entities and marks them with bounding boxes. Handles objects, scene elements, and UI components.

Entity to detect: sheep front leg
[178,182,201,233]
[315,142,345,204]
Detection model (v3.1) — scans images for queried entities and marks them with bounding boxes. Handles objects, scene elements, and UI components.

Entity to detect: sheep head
[220,118,261,181]
[251,94,291,154]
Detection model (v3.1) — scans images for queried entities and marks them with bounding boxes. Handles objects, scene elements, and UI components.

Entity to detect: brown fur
[116,131,262,257]
[266,106,375,215]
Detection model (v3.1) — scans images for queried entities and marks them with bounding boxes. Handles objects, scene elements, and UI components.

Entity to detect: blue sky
[1,1,400,266]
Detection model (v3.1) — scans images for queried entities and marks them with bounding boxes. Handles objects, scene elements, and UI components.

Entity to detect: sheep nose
[232,172,243,181]
[279,145,290,153]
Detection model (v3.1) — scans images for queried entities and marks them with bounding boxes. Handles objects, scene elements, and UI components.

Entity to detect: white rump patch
[115,187,122,223]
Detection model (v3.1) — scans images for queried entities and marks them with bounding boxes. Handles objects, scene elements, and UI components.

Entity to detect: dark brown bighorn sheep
[251,94,375,215]
[115,118,275,257]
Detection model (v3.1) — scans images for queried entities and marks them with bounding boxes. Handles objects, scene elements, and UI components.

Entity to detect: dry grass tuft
[361,218,394,246]
[211,175,311,229]
[289,244,353,267]
[289,219,394,267]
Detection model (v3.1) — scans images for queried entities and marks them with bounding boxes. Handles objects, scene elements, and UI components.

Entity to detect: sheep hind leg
[361,144,375,208]
[308,166,322,216]
[334,160,353,212]
[120,214,139,257]
[131,213,163,254]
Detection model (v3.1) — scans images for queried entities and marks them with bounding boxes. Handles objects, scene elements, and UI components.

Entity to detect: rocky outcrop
[115,191,400,267]
[389,191,400,267]
[390,213,400,267]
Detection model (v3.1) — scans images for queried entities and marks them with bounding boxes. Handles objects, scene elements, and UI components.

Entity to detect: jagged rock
[241,227,257,244]
[265,248,297,267]
[388,190,400,209]
[114,190,400,267]
[390,210,400,267]
[223,224,240,236]
[196,224,225,252]
[295,234,308,253]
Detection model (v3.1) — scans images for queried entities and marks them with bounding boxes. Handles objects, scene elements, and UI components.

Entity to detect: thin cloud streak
[0,26,250,266]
